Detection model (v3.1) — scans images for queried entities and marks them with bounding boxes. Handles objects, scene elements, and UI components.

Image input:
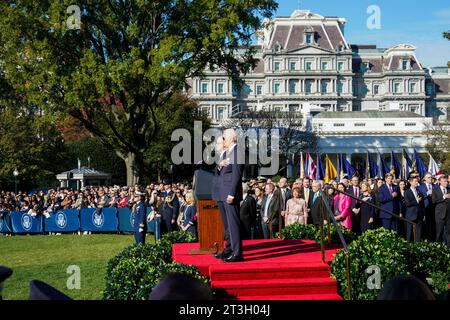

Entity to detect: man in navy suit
[418,172,436,241]
[377,173,400,231]
[217,129,244,262]
[212,135,232,260]
[432,175,450,246]
[348,175,361,235]
[404,176,424,242]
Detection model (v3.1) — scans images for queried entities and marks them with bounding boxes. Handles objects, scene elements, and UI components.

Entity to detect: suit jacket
[301,188,312,207]
[333,194,352,229]
[431,186,449,220]
[182,204,196,227]
[161,190,180,220]
[217,145,244,204]
[133,200,147,230]
[261,193,280,225]
[404,188,425,221]
[309,191,323,225]
[348,185,361,209]
[240,194,257,230]
[418,183,435,208]
[279,188,292,212]
[377,184,400,219]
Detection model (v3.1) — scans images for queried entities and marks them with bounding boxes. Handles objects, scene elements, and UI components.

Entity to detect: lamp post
[13,169,19,194]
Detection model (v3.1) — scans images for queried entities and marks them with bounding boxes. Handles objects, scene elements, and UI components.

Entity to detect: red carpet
[172,239,343,300]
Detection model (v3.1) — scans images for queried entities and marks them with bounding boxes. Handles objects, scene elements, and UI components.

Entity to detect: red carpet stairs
[172,239,343,300]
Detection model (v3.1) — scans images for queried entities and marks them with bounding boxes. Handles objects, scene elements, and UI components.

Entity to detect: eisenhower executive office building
[187,10,450,171]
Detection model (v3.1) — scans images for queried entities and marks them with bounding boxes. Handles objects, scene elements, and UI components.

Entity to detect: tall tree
[0,0,277,185]
[223,109,319,176]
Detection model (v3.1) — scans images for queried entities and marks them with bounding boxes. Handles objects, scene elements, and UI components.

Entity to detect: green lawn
[0,234,154,300]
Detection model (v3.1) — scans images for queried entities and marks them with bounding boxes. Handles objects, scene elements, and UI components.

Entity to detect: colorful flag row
[298,150,441,181]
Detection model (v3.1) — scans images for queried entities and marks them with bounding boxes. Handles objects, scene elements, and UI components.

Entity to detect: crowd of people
[0,171,449,247]
[0,181,197,238]
[239,172,450,246]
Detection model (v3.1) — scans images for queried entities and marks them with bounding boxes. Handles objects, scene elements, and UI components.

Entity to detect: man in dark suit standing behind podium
[216,128,244,262]
[212,135,232,260]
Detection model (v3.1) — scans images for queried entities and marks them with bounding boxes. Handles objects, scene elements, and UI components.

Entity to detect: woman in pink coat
[333,183,352,230]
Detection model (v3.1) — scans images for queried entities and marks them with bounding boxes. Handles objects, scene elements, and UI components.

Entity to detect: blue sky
[275,0,450,67]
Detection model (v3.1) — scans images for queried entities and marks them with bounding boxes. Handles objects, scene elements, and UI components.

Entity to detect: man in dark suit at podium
[217,128,244,262]
[212,135,232,260]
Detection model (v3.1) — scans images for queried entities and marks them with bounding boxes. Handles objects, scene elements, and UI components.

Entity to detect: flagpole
[300,152,304,179]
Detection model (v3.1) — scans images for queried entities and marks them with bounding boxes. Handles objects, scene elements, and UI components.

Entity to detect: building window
[274,62,281,71]
[337,82,343,94]
[289,62,297,71]
[289,104,299,112]
[384,123,395,127]
[321,61,329,70]
[373,84,380,95]
[274,83,281,93]
[360,62,370,73]
[256,85,263,95]
[333,123,345,127]
[354,123,366,127]
[338,62,344,71]
[201,106,210,116]
[289,81,298,93]
[217,107,225,120]
[409,82,417,93]
[401,59,410,70]
[393,82,401,93]
[305,61,312,71]
[274,43,281,52]
[305,80,313,93]
[405,122,416,126]
[217,83,224,94]
[273,106,282,112]
[410,106,418,113]
[305,34,312,44]
[201,83,208,93]
[321,80,329,93]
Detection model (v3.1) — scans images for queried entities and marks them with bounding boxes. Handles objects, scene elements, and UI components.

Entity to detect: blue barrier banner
[80,208,118,232]
[0,213,12,233]
[44,209,80,232]
[11,211,43,233]
[118,208,134,232]
[119,207,156,233]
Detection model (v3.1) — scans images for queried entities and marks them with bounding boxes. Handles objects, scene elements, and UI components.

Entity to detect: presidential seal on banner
[21,214,32,231]
[93,210,104,228]
[56,211,68,229]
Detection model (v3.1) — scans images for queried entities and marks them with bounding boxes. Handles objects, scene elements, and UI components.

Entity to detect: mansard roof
[265,11,348,52]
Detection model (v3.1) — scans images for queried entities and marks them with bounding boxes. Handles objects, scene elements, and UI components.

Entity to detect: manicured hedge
[331,228,450,300]
[282,222,352,244]
[103,231,206,300]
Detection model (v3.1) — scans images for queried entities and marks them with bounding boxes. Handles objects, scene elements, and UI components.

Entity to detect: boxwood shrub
[103,231,202,300]
[282,222,353,245]
[331,228,450,300]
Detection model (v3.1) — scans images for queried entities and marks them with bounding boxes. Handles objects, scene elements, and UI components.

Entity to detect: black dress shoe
[224,255,244,263]
[214,251,231,260]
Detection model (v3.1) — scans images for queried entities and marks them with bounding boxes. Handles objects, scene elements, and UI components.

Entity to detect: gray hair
[311,181,321,189]
[223,128,237,143]
[242,183,249,194]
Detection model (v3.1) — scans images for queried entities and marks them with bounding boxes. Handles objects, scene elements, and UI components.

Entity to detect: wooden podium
[191,169,224,254]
